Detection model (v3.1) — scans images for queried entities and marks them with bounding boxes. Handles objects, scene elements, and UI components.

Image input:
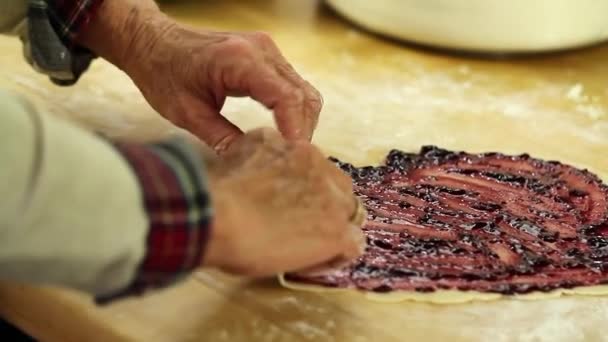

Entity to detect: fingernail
[213,135,237,155]
[295,256,354,277]
[351,224,367,254]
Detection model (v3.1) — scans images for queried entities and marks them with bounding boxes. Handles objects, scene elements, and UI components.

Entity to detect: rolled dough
[278,274,608,304]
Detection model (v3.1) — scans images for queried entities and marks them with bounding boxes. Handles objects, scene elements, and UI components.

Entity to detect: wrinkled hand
[202,128,365,277]
[125,22,322,152]
[80,0,322,151]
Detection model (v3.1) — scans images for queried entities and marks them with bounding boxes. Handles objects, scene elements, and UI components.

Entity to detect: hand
[78,0,322,152]
[202,128,365,277]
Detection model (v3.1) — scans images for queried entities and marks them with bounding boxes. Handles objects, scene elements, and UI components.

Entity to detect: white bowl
[326,0,608,53]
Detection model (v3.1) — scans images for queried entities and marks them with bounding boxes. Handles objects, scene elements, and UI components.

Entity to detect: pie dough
[279,147,608,304]
[279,274,608,304]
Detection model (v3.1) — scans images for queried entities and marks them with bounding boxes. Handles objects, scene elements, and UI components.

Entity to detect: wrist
[202,184,233,269]
[76,0,170,75]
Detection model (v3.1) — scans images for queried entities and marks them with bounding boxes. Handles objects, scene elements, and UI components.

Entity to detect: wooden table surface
[0,1,607,341]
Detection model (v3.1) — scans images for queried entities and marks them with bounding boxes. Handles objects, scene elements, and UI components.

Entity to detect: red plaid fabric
[97,140,212,303]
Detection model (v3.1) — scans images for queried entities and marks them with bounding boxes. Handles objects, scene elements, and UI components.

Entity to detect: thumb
[177,98,243,153]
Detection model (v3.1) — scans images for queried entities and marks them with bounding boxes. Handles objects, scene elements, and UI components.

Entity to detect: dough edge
[278,274,608,304]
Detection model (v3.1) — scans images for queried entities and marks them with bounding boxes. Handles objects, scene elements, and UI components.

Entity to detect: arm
[1,1,361,302]
[5,0,323,148]
[0,89,148,297]
[0,90,210,301]
[0,88,363,302]
[97,138,212,302]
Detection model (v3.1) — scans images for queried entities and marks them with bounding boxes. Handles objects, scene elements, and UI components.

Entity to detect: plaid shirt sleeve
[95,138,213,304]
[24,0,103,85]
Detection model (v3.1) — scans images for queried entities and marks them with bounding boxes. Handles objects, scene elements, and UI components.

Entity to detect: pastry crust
[279,274,608,304]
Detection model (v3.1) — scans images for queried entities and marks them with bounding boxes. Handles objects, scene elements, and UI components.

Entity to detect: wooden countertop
[0,1,607,341]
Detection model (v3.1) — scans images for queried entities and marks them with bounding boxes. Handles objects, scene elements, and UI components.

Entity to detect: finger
[293,223,366,277]
[273,62,323,141]
[302,142,352,199]
[220,53,320,141]
[246,31,323,140]
[354,200,368,228]
[350,221,367,254]
[227,127,282,149]
[311,147,364,228]
[325,160,355,197]
[306,144,358,225]
[303,143,353,196]
[336,200,367,260]
[292,255,353,277]
[235,66,309,141]
[318,164,360,226]
[222,127,290,165]
[177,96,243,153]
[217,61,298,138]
[246,226,351,277]
[287,173,365,277]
